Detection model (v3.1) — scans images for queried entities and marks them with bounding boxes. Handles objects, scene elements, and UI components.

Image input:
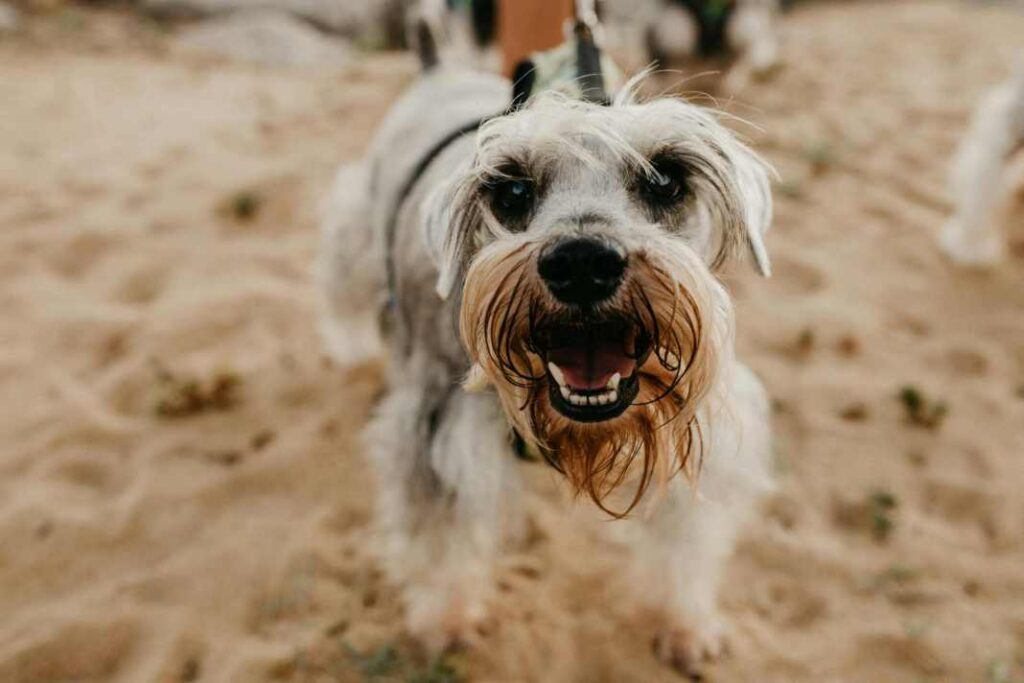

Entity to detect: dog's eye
[489,178,535,224]
[640,159,688,207]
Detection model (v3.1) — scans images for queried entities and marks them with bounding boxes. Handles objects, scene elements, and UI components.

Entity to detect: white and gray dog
[319,31,775,673]
[940,57,1024,265]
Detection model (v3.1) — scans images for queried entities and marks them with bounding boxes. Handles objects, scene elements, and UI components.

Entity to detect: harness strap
[384,115,494,307]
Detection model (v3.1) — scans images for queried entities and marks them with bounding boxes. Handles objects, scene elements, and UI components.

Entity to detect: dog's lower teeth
[551,365,632,410]
[559,388,622,408]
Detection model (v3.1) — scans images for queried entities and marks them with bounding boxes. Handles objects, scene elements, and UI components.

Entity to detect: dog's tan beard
[460,238,727,517]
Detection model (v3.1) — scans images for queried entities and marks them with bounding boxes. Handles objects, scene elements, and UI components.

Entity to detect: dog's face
[423,92,772,513]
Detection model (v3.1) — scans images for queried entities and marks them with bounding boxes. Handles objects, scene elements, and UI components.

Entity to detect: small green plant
[869,490,898,542]
[346,643,401,679]
[342,643,462,683]
[883,564,920,584]
[898,386,948,430]
[867,563,920,593]
[409,656,461,683]
[229,190,262,222]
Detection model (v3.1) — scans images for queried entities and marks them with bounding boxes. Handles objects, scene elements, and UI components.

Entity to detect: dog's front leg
[366,372,517,652]
[628,490,740,676]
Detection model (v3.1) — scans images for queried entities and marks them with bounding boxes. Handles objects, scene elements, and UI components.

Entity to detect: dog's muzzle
[533,239,646,423]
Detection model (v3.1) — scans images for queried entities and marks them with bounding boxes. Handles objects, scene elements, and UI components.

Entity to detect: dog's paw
[939,221,1004,266]
[653,618,730,678]
[406,588,494,654]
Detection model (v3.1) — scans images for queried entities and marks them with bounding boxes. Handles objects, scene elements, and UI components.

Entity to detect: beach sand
[1,2,1023,681]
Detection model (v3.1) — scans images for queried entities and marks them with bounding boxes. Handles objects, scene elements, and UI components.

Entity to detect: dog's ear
[731,148,774,277]
[422,179,477,298]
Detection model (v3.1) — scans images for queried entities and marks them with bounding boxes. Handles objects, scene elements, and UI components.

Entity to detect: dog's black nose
[537,238,627,306]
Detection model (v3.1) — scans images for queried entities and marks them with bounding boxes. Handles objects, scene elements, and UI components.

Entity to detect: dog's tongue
[548,339,636,391]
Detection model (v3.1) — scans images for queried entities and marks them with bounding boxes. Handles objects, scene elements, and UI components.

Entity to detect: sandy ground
[2,2,1024,682]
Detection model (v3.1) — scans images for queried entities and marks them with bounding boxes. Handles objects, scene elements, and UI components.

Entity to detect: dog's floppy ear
[422,178,477,299]
[731,148,774,277]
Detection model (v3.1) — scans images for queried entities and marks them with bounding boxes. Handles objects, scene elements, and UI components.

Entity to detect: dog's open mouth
[537,320,647,423]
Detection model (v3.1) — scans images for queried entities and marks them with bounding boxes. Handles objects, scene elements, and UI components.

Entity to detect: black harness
[383,116,493,306]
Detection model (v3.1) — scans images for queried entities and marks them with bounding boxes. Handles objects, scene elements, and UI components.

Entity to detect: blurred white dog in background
[941,58,1024,265]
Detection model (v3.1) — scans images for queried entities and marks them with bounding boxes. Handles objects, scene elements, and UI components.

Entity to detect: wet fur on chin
[460,234,733,516]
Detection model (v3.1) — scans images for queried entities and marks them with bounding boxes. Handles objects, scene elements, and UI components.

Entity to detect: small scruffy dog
[319,34,775,673]
[941,58,1024,265]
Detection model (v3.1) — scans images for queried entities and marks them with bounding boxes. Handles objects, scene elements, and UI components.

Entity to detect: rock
[177,10,353,68]
[0,2,21,33]
[147,0,408,44]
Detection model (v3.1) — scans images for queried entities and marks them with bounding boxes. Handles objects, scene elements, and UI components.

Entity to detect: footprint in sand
[0,618,140,683]
[922,473,1015,548]
[45,453,128,499]
[114,263,172,307]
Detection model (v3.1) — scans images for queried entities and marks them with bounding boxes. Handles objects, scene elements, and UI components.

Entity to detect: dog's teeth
[597,394,609,405]
[607,373,621,391]
[570,395,585,406]
[547,362,567,387]
[560,387,570,400]
[609,390,618,403]
[588,396,599,406]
